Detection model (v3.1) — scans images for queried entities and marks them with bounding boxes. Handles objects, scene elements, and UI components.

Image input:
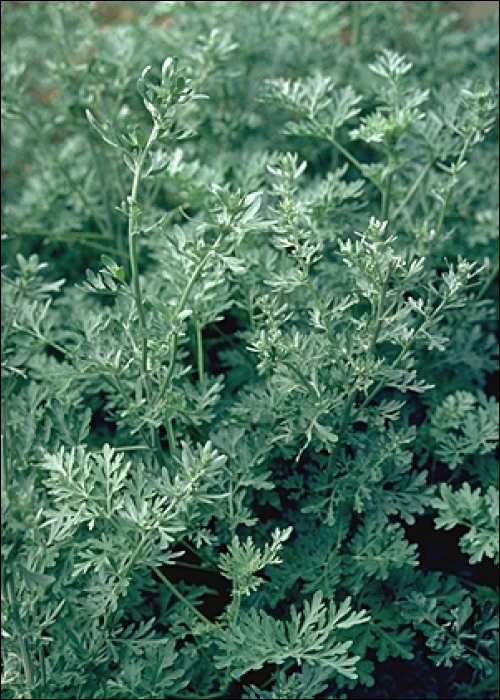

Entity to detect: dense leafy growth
[1,2,499,698]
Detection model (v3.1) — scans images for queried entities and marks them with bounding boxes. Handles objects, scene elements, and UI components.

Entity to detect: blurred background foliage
[1,1,498,287]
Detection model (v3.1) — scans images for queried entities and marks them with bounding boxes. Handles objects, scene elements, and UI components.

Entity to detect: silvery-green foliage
[2,2,498,699]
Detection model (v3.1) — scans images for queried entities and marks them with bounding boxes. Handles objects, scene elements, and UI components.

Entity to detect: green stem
[302,116,376,189]
[327,261,392,471]
[305,272,336,343]
[328,132,377,188]
[37,646,47,700]
[360,291,452,410]
[381,170,393,222]
[180,538,219,570]
[228,590,242,623]
[162,333,179,402]
[327,389,357,471]
[107,373,157,456]
[195,319,205,382]
[4,229,129,261]
[157,240,221,403]
[361,344,409,411]
[127,123,165,459]
[166,417,176,456]
[153,566,216,629]
[281,358,320,400]
[392,160,433,221]
[369,261,393,355]
[409,598,494,665]
[1,398,9,493]
[101,533,149,631]
[55,238,130,259]
[128,126,158,383]
[11,327,74,363]
[434,130,474,239]
[475,254,499,302]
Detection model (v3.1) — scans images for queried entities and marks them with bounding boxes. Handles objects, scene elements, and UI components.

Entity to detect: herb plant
[1,2,499,699]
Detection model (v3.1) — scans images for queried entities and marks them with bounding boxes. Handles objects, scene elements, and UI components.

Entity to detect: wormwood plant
[1,2,499,699]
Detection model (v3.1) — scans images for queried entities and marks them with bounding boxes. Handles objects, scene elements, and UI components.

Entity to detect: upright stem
[360,291,452,410]
[195,319,205,382]
[127,123,163,458]
[157,242,221,404]
[368,261,393,356]
[228,590,242,624]
[380,170,393,222]
[327,262,392,471]
[128,124,159,387]
[166,418,177,457]
[327,389,357,471]
[281,358,320,401]
[107,373,156,454]
[434,130,474,239]
[153,241,222,456]
[392,161,432,221]
[1,398,9,493]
